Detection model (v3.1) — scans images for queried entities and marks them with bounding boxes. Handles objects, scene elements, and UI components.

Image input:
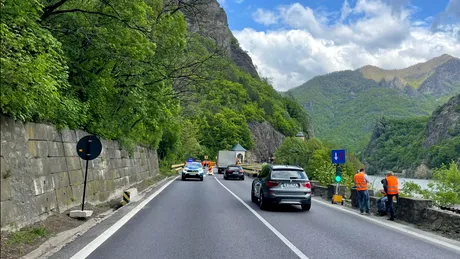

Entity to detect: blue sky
[221,0,449,31]
[216,0,460,91]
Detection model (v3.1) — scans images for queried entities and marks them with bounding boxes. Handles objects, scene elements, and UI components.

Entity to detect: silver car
[251,165,312,211]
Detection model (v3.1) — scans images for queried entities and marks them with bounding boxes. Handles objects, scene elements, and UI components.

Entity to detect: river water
[367,175,433,191]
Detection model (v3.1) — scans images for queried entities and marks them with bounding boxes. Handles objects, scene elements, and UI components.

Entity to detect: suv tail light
[301,182,312,188]
[267,180,280,188]
[226,170,232,173]
[239,170,244,174]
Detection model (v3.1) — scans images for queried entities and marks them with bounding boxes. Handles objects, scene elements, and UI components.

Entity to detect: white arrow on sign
[334,152,338,160]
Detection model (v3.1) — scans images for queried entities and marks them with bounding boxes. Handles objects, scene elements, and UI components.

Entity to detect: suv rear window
[228,166,242,170]
[271,170,308,180]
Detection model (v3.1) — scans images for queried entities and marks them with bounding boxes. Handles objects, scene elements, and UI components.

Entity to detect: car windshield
[228,166,241,170]
[186,162,202,169]
[271,170,308,180]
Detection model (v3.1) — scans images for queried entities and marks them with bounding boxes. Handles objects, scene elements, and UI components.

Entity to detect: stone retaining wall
[0,116,159,229]
[312,184,460,240]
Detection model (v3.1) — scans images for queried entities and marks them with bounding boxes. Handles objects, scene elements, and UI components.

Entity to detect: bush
[400,161,460,207]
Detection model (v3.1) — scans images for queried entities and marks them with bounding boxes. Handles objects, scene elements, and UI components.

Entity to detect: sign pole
[81,159,89,211]
[71,135,102,218]
[81,138,92,211]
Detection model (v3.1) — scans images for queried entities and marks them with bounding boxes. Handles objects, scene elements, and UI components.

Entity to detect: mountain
[288,54,460,151]
[182,0,258,78]
[363,95,460,177]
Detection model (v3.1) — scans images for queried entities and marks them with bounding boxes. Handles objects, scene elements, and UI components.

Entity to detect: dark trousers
[357,190,370,213]
[386,194,398,218]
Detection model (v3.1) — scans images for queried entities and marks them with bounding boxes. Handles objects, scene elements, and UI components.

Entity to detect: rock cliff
[181,0,259,77]
[423,94,460,147]
[247,122,285,163]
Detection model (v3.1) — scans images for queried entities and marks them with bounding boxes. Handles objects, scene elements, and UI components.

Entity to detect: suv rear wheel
[251,187,258,203]
[301,204,311,211]
[259,191,268,210]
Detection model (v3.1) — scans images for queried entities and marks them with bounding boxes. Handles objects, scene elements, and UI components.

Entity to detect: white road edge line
[70,176,179,259]
[313,198,460,253]
[214,177,310,259]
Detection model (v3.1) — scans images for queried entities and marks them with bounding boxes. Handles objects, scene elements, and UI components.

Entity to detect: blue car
[182,162,204,181]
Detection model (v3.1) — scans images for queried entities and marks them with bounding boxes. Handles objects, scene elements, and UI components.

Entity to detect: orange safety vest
[386,176,399,195]
[354,173,368,191]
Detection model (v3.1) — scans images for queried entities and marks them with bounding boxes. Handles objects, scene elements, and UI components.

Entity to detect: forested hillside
[1,0,311,165]
[288,55,460,152]
[288,71,434,151]
[363,95,460,177]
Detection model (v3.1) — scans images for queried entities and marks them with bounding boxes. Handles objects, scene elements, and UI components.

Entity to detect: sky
[216,0,460,91]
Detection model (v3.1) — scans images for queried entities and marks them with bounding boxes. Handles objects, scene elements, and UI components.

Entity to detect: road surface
[56,174,460,259]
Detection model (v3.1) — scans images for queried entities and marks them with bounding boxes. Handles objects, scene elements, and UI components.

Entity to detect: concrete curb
[22,176,175,259]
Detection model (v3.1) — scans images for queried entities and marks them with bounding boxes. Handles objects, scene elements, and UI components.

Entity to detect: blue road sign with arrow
[331,149,346,164]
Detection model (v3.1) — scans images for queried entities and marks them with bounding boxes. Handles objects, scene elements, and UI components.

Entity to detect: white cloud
[236,0,244,4]
[252,8,279,26]
[234,0,460,91]
[340,0,353,22]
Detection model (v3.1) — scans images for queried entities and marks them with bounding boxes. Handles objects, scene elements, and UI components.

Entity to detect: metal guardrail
[171,164,184,171]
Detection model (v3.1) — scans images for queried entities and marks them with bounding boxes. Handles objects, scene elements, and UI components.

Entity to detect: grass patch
[8,227,49,245]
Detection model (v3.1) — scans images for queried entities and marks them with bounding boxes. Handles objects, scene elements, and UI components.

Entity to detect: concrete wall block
[55,186,73,213]
[1,200,16,228]
[1,178,12,201]
[112,141,120,150]
[28,140,49,158]
[122,158,131,168]
[0,157,10,175]
[35,191,58,215]
[30,158,51,176]
[105,179,115,192]
[48,141,65,157]
[115,150,121,159]
[71,184,84,204]
[33,175,56,196]
[66,157,81,171]
[25,122,57,141]
[53,171,70,188]
[61,129,77,143]
[49,157,67,173]
[120,150,129,159]
[69,170,84,185]
[106,148,115,159]
[111,169,121,179]
[63,142,78,157]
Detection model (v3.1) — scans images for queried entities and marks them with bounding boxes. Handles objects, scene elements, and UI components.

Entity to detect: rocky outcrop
[181,0,259,77]
[418,59,460,97]
[423,94,460,147]
[247,121,285,162]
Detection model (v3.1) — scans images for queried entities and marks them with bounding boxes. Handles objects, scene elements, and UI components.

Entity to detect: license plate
[283,183,299,188]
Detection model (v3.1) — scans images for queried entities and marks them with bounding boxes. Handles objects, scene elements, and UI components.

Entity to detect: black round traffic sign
[76,135,102,160]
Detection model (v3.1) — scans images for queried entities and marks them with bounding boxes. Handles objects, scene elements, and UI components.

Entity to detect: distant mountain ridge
[359,54,460,96]
[288,54,460,151]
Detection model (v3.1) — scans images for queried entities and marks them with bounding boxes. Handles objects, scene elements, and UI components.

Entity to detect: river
[367,175,433,191]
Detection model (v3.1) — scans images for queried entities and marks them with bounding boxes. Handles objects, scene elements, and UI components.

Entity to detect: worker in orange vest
[384,171,399,221]
[354,168,370,215]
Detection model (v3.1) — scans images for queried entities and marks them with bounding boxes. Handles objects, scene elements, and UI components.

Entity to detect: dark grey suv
[251,165,312,211]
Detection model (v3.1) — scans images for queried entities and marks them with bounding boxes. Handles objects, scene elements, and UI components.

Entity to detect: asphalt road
[67,173,460,259]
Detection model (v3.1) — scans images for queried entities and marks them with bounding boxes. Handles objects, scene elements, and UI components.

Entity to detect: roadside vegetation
[274,137,364,190]
[1,0,311,167]
[400,161,460,207]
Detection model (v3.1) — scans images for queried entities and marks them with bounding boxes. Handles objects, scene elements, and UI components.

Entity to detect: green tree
[430,161,460,206]
[0,0,84,127]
